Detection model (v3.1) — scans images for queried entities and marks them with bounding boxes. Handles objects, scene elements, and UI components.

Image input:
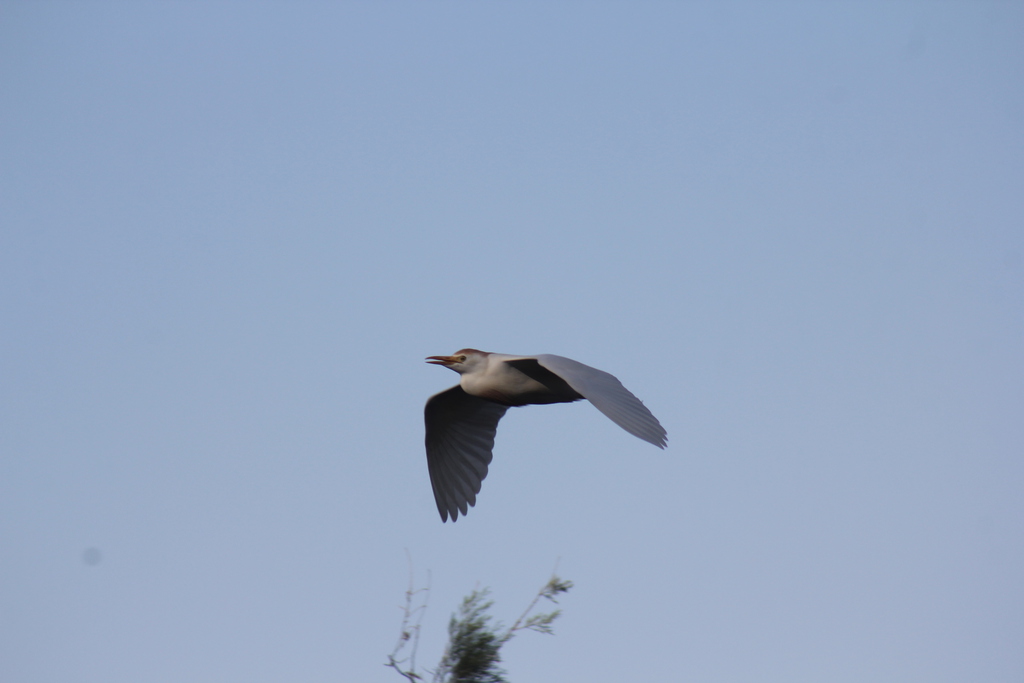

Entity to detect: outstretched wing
[534,354,667,448]
[424,386,509,522]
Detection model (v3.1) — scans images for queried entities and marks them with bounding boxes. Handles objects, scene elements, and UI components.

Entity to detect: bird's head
[425,348,488,374]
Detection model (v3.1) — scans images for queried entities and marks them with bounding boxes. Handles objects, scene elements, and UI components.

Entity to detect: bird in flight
[424,349,667,522]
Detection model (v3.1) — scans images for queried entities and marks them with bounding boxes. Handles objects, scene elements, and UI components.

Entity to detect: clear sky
[2,2,1022,682]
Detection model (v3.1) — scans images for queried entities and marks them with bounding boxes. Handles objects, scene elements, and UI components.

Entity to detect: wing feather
[424,386,508,522]
[534,354,667,448]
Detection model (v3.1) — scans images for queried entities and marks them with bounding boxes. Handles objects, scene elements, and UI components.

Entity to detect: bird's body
[424,349,667,522]
[448,351,583,406]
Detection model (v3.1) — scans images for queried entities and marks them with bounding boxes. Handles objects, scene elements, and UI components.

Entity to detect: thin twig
[385,550,431,681]
[502,560,573,643]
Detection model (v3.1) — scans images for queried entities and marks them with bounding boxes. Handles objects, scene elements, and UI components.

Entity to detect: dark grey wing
[534,354,667,448]
[424,386,509,522]
[503,358,584,404]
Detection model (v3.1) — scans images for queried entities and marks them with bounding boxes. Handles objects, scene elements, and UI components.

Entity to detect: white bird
[424,349,667,522]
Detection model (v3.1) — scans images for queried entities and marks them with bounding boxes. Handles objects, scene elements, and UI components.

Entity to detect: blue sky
[2,2,1022,682]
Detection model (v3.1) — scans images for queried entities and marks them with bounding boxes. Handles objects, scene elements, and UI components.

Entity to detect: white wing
[424,386,508,522]
[534,354,667,448]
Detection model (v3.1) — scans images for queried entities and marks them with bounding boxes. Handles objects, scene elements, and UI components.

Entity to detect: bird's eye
[458,355,467,362]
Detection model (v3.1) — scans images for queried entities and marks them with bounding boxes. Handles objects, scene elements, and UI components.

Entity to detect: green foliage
[436,589,507,683]
[386,568,573,683]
